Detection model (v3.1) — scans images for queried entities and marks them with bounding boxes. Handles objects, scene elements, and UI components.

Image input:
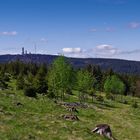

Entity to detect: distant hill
[0,54,140,74]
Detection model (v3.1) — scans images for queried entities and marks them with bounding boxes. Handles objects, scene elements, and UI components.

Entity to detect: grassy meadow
[0,87,140,140]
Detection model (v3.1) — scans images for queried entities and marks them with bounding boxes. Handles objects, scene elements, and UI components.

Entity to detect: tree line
[0,56,140,100]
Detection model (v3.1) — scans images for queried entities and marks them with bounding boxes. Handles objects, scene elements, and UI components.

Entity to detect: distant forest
[0,54,140,74]
[0,56,140,98]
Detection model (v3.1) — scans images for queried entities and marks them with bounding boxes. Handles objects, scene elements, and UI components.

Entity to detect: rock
[16,102,23,106]
[62,102,88,108]
[62,114,79,121]
[66,106,79,113]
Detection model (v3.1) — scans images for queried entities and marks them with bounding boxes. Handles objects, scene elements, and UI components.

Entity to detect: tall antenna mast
[34,43,37,62]
[34,43,37,54]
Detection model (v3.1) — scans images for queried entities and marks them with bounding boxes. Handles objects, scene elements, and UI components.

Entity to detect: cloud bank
[62,48,82,54]
[129,22,140,29]
[94,44,118,56]
[62,45,140,58]
[0,31,18,36]
[40,38,48,43]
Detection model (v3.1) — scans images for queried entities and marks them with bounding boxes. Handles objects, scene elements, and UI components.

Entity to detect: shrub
[96,95,104,102]
[117,95,128,104]
[121,100,128,104]
[131,101,138,108]
[47,90,55,98]
[104,75,126,95]
[106,93,115,100]
[0,79,8,90]
[3,74,10,82]
[65,88,73,95]
[16,76,25,90]
[24,86,37,98]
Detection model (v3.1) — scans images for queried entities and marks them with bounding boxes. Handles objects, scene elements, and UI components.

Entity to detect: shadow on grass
[85,127,109,140]
[93,101,118,110]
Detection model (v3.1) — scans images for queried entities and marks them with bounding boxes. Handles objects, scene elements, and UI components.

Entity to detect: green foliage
[104,75,126,95]
[0,60,40,77]
[115,95,128,104]
[76,70,94,92]
[26,72,34,85]
[24,86,37,98]
[0,68,140,140]
[0,73,8,89]
[47,56,73,100]
[2,73,10,82]
[33,78,48,94]
[88,89,95,96]
[88,89,96,102]
[65,88,73,95]
[1,88,140,140]
[131,100,138,108]
[0,59,140,97]
[106,92,115,100]
[96,95,104,102]
[16,73,25,90]
[33,65,48,94]
[76,70,94,103]
[0,79,8,90]
[86,64,103,90]
[47,89,56,98]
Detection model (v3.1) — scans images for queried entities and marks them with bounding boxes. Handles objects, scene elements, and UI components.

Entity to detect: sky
[0,0,140,61]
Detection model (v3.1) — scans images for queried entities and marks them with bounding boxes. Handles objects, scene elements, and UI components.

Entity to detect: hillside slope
[0,89,140,140]
[0,54,140,74]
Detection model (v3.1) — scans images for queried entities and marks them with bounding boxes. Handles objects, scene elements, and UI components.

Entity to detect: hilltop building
[25,50,27,55]
[21,48,29,55]
[22,47,24,55]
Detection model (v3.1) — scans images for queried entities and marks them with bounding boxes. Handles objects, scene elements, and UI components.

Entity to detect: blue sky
[0,0,140,60]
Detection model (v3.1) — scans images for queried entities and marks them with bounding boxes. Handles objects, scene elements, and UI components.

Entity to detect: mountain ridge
[0,54,140,74]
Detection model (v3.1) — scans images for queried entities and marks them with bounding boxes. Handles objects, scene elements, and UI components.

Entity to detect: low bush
[131,100,138,108]
[121,100,128,104]
[24,86,37,98]
[96,95,104,102]
[106,93,115,100]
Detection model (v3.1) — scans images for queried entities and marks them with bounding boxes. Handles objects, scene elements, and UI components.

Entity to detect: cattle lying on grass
[91,124,117,140]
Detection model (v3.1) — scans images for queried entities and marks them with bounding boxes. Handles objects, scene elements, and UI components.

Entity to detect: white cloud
[63,53,89,58]
[40,38,48,42]
[94,44,118,56]
[62,48,82,54]
[129,22,140,29]
[62,45,118,58]
[0,31,18,36]
[119,49,140,55]
[89,28,97,32]
[89,27,116,33]
[105,27,115,32]
[61,45,140,59]
[61,47,90,58]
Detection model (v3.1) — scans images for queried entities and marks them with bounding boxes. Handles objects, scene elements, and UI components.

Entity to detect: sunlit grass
[0,89,140,140]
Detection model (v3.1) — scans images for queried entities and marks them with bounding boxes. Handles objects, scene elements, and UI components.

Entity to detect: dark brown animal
[91,124,116,140]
